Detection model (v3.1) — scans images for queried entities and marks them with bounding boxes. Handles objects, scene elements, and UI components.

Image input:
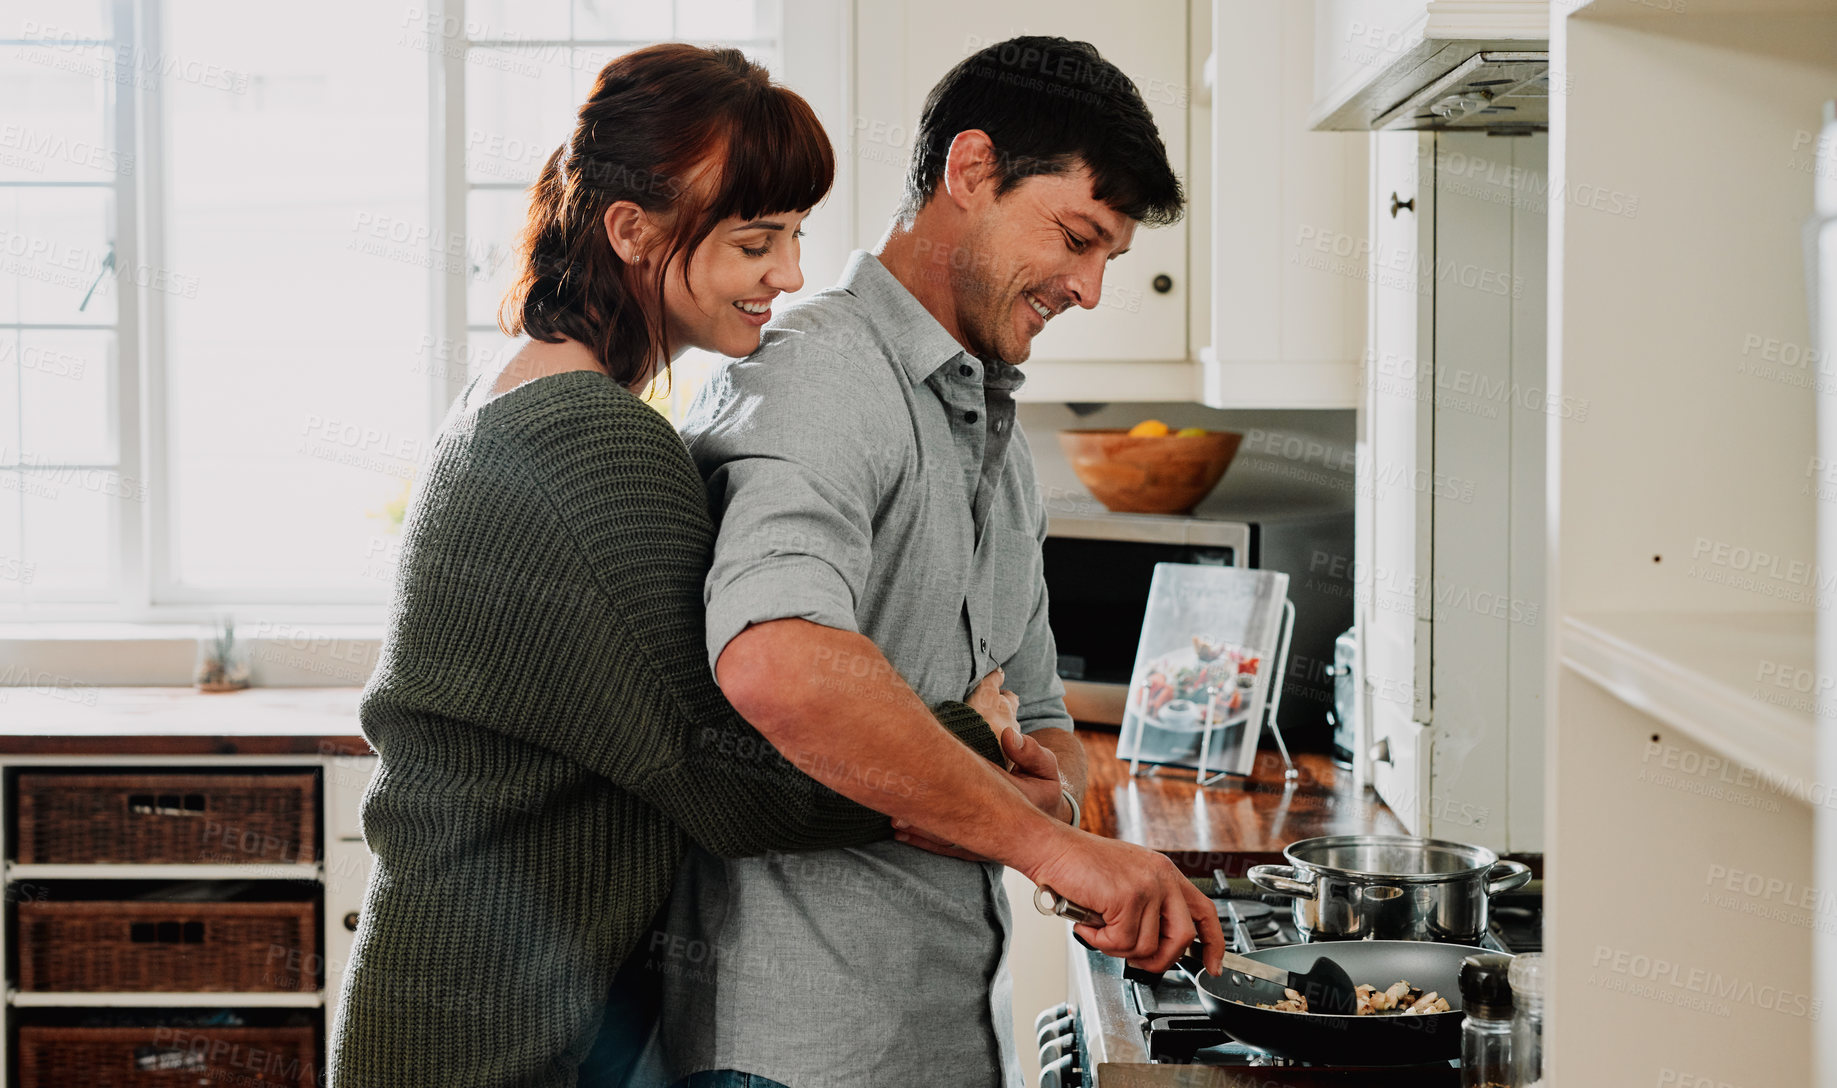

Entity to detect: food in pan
[1241,979,1454,1016]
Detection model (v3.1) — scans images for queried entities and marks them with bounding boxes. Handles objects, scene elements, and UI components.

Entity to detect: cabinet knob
[1151,273,1174,294]
[1389,192,1415,218]
[343,911,361,932]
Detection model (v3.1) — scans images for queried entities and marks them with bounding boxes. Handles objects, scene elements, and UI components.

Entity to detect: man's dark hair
[900,36,1184,227]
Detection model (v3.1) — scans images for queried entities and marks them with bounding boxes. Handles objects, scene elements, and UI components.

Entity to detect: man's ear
[603,201,650,264]
[940,129,1001,211]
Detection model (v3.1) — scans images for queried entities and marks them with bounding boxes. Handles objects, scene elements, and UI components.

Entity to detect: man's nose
[1065,264,1103,311]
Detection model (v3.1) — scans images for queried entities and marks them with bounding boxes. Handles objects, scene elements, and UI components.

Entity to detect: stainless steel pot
[1246,835,1532,943]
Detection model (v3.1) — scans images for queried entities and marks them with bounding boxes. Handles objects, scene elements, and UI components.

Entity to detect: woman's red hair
[501,44,835,386]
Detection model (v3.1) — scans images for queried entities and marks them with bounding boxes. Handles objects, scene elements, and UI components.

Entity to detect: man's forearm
[717,618,1071,876]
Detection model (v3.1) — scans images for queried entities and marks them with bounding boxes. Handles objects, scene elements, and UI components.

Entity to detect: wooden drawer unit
[17,900,319,993]
[16,772,318,865]
[18,1023,318,1088]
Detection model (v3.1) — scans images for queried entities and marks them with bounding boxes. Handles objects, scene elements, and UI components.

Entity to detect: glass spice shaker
[1460,953,1515,1088]
[1508,953,1546,1087]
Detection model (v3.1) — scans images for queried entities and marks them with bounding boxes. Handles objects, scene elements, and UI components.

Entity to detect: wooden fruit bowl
[1058,429,1243,515]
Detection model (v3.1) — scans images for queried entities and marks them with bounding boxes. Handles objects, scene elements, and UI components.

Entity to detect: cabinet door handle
[1389,192,1415,218]
[343,911,360,932]
[1151,273,1174,294]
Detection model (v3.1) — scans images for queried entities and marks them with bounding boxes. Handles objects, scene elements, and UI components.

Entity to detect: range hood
[1311,2,1550,132]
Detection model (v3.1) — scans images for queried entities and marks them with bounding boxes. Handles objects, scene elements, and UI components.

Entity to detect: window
[3,0,845,619]
[1,1,129,607]
[157,0,429,601]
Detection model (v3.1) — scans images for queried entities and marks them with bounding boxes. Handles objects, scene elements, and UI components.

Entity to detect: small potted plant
[195,617,251,693]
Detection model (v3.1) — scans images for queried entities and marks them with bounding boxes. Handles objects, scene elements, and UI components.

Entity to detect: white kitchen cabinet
[1357,126,1548,856]
[1203,0,1367,410]
[323,753,377,1032]
[1815,95,1837,1088]
[1359,129,1434,830]
[1426,130,1547,856]
[325,751,376,843]
[324,839,375,1032]
[852,0,1195,402]
[1547,1,1833,1081]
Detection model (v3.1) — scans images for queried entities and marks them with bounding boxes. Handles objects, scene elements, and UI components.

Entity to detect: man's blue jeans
[669,1074,791,1088]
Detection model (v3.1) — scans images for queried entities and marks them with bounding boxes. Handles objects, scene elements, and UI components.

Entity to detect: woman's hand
[964,667,1021,761]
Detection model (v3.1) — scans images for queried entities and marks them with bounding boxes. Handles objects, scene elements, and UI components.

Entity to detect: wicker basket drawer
[17,772,318,865]
[19,1024,318,1088]
[18,900,320,993]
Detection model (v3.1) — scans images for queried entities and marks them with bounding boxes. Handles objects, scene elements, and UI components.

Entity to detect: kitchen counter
[1074,729,1405,876]
[0,686,371,755]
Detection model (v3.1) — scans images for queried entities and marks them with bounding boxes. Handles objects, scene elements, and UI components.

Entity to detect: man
[655,37,1215,1087]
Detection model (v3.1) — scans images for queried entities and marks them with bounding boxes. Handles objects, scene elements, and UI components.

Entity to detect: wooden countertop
[0,687,371,755]
[0,688,1405,878]
[1075,729,1405,876]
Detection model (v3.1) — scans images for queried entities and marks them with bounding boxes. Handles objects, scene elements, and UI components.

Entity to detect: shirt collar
[839,250,1029,393]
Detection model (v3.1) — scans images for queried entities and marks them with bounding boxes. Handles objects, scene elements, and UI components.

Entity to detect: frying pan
[1034,886,1492,1065]
[1145,941,1491,1065]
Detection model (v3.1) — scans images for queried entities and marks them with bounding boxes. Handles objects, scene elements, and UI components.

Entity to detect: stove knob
[1034,1014,1073,1049]
[1040,1032,1076,1067]
[1039,1053,1077,1088]
[1032,1002,1070,1036]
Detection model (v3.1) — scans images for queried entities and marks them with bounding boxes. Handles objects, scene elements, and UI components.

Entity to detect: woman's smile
[733,296,776,325]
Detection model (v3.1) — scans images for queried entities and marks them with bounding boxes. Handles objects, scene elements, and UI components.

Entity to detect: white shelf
[5,863,321,881]
[1198,353,1362,410]
[8,990,324,1008]
[1561,610,1816,788]
[1012,360,1201,404]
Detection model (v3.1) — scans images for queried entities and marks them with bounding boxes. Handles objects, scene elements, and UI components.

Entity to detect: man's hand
[1026,831,1228,977]
[894,727,1068,860]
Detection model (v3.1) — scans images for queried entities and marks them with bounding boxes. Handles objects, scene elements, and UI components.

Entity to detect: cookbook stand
[1118,564,1297,788]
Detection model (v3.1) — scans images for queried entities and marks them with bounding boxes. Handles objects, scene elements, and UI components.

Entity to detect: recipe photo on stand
[1116,563,1296,784]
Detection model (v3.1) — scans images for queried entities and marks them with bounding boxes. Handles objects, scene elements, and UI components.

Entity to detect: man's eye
[1064,232,1087,253]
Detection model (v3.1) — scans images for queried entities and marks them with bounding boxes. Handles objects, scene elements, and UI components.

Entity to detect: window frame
[0,0,146,618]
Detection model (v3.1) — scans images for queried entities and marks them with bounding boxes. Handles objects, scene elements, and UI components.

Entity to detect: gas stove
[1041,877,1543,1087]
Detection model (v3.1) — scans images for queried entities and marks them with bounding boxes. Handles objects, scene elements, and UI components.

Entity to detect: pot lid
[1282,834,1501,880]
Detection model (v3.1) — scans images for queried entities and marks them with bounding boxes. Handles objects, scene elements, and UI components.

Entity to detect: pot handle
[1245,864,1317,900]
[1486,859,1534,896]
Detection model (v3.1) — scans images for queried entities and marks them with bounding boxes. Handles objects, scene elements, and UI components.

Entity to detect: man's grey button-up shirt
[657,250,1072,1088]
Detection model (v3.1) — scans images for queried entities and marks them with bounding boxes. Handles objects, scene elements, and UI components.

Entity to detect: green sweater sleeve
[380,377,1001,858]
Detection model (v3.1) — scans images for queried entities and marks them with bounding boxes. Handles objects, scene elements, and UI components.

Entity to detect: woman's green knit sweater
[326,371,1002,1087]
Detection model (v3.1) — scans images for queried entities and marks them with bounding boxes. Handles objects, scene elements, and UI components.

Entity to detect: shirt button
[959,364,973,377]
[980,638,988,653]
[964,410,979,424]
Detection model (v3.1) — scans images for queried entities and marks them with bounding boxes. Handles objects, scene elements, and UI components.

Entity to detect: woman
[325,44,1015,1088]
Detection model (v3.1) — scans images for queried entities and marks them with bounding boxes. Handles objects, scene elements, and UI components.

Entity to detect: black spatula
[1189,947,1359,1015]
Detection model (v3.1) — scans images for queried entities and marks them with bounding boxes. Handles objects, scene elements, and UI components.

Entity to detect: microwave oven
[1042,509,1354,753]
